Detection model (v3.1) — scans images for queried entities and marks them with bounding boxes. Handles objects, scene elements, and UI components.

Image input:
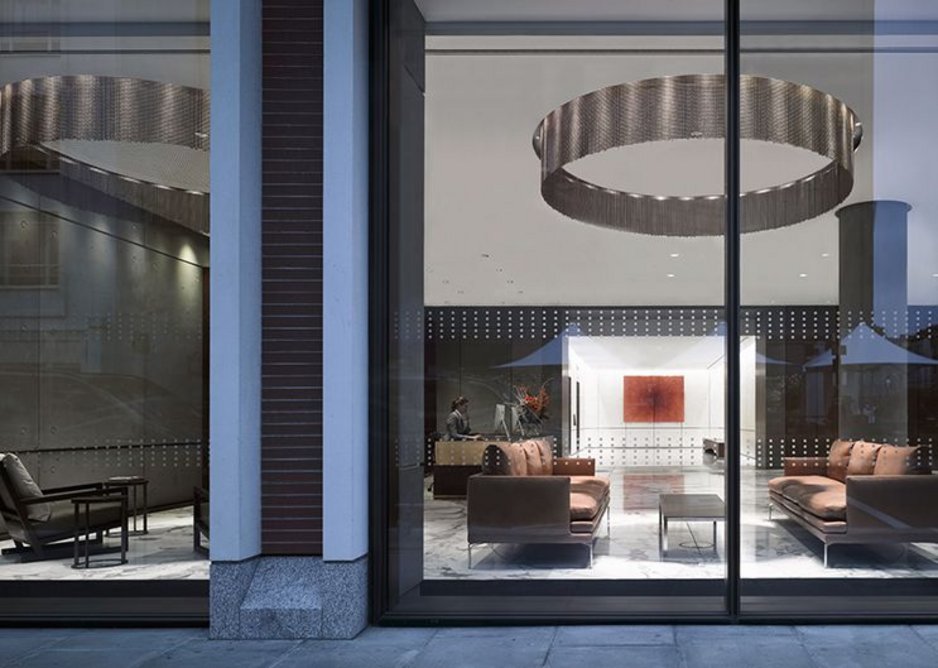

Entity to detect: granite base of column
[209,555,367,639]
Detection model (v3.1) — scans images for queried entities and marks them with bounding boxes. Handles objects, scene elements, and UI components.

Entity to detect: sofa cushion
[873,444,929,475]
[520,439,553,475]
[847,441,882,476]
[569,475,610,501]
[826,439,855,483]
[767,475,846,520]
[569,491,600,520]
[480,443,527,476]
[0,454,51,522]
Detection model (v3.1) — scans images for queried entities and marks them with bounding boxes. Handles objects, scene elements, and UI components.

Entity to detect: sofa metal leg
[467,543,472,569]
[606,507,611,538]
[588,542,593,569]
[768,503,774,521]
[823,543,829,568]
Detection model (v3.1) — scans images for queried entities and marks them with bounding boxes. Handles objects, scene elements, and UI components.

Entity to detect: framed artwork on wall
[623,375,685,422]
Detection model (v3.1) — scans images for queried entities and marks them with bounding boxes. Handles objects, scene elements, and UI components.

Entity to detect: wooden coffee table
[658,493,725,557]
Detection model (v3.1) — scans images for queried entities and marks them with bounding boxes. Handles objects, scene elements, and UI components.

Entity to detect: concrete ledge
[210,556,367,639]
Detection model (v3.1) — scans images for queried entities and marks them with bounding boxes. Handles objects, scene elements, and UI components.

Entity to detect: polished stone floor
[0,507,209,580]
[424,465,938,580]
[4,625,938,667]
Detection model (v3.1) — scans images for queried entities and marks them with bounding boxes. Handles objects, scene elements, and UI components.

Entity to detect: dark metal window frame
[369,0,938,624]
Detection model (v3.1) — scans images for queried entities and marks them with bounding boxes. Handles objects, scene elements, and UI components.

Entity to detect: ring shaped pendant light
[0,75,209,233]
[532,74,863,237]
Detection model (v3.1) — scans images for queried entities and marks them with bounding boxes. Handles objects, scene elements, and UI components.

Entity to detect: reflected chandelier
[532,74,862,236]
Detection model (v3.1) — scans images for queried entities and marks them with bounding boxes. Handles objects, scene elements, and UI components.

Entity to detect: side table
[105,476,149,535]
[73,493,128,569]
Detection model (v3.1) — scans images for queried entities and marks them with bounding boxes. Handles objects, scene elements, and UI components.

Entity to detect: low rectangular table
[658,493,725,557]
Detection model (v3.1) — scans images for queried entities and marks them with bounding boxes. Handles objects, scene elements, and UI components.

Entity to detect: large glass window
[380,0,728,617]
[379,0,938,620]
[739,1,938,613]
[0,2,210,581]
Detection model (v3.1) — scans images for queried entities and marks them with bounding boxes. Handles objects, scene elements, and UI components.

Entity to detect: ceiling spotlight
[669,253,680,258]
[666,273,676,278]
[932,273,938,278]
[821,252,831,258]
[799,273,808,278]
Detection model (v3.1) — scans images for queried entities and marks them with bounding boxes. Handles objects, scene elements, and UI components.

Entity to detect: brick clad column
[261,0,324,555]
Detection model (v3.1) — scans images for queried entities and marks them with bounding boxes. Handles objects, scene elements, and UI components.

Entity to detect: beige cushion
[0,454,51,522]
[569,492,600,520]
[532,438,554,475]
[480,443,527,476]
[569,475,610,501]
[847,441,883,476]
[873,445,928,475]
[769,475,846,520]
[520,440,551,476]
[826,439,855,483]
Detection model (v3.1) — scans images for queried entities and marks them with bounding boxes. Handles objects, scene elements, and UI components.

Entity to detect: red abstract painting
[623,376,685,423]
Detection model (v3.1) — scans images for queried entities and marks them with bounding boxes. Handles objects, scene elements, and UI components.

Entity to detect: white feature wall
[566,335,757,468]
[576,368,721,468]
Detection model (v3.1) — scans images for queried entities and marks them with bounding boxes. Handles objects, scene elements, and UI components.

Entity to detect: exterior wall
[209,0,369,639]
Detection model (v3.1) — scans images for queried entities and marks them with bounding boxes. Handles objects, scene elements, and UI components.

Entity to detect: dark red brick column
[260,0,324,555]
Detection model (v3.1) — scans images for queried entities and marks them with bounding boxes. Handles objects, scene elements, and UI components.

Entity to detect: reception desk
[433,440,509,499]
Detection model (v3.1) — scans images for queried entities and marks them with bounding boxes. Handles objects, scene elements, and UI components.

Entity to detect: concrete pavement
[1,624,937,667]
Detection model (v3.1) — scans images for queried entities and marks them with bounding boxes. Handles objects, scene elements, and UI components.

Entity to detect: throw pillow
[846,441,883,476]
[873,444,929,475]
[826,439,855,482]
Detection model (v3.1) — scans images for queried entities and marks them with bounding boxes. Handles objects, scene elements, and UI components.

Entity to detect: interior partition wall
[373,0,938,621]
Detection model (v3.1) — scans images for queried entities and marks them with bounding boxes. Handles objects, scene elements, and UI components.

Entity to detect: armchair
[0,453,128,562]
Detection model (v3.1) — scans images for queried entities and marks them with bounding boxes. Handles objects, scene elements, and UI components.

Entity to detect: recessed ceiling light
[821,252,831,258]
[666,273,675,278]
[799,273,808,278]
[933,273,938,278]
[669,253,680,258]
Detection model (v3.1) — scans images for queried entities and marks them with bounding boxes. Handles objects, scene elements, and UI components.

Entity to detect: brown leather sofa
[768,439,938,566]
[466,438,610,568]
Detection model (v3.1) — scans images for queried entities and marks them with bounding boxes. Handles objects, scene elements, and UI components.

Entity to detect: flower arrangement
[514,381,552,430]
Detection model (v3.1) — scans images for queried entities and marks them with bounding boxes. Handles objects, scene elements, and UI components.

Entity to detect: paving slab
[139,638,302,668]
[412,630,552,668]
[678,628,817,668]
[798,625,938,668]
[547,644,683,668]
[554,624,675,646]
[273,641,423,668]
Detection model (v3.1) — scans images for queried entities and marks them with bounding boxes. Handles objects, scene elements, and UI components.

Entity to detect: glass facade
[377,0,938,619]
[0,2,210,580]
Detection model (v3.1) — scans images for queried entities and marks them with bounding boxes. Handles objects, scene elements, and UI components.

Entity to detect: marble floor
[424,466,938,580]
[0,507,209,580]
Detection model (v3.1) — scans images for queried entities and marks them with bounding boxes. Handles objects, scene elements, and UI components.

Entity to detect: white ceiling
[424,38,938,307]
[416,0,938,23]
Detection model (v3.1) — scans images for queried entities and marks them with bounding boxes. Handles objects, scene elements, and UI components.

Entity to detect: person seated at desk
[446,396,482,441]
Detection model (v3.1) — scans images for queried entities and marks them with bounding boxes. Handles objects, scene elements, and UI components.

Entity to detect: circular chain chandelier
[0,75,209,233]
[532,74,862,237]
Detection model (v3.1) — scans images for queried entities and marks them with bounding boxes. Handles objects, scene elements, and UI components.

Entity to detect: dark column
[836,200,910,442]
[261,0,325,555]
